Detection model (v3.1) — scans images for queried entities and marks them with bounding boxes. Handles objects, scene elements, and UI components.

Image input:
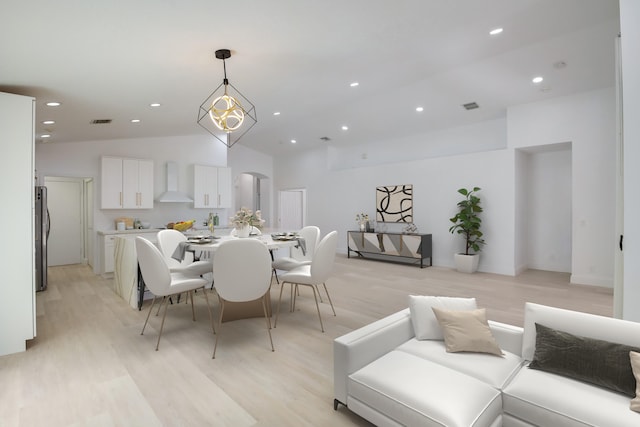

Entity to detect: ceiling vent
[462,102,479,110]
[155,162,193,203]
[320,136,331,141]
[90,119,112,124]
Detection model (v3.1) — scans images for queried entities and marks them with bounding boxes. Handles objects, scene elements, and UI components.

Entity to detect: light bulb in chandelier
[209,89,245,132]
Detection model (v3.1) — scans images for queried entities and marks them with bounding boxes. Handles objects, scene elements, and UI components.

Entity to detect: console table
[347,231,432,268]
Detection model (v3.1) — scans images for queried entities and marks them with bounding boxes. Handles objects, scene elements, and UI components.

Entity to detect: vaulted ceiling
[0,0,620,155]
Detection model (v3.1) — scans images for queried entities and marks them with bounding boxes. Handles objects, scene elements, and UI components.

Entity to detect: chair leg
[156,296,165,316]
[156,297,170,351]
[323,283,336,316]
[272,268,280,284]
[290,283,296,312]
[201,286,216,334]
[189,290,196,321]
[274,280,287,328]
[212,300,226,358]
[310,285,324,332]
[262,295,275,352]
[312,285,324,303]
[141,296,157,335]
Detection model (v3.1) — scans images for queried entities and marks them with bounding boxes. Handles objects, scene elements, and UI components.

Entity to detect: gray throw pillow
[529,323,640,397]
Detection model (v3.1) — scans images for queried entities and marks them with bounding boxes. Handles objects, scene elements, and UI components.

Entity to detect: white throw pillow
[408,295,477,340]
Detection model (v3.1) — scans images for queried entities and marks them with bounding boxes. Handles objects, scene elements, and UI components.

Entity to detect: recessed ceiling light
[273,112,281,116]
[416,106,424,112]
[290,139,297,144]
[350,82,359,87]
[341,125,349,131]
[42,120,55,125]
[532,76,544,84]
[41,134,51,138]
[131,119,141,123]
[489,28,503,35]
[150,103,161,107]
[46,102,61,107]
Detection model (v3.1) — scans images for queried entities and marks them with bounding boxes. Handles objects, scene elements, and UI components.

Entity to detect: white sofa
[334,302,640,426]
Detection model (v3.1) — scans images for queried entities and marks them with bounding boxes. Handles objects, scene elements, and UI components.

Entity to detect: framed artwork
[376,185,413,223]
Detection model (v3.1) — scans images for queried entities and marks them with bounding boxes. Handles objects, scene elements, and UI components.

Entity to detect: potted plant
[449,187,485,273]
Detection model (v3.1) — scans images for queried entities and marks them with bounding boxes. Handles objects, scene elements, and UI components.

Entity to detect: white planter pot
[236,225,251,238]
[454,253,480,273]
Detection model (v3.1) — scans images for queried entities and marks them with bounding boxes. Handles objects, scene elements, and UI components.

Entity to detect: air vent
[90,119,112,124]
[320,136,331,141]
[462,102,479,110]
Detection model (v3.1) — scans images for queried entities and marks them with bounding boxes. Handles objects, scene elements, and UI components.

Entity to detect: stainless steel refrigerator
[35,186,50,291]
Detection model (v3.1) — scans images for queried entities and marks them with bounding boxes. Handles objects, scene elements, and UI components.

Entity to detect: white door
[45,177,83,266]
[279,189,305,231]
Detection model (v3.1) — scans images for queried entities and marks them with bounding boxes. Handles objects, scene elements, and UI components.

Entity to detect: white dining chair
[135,236,215,351]
[274,231,338,332]
[157,229,213,278]
[271,225,320,284]
[211,238,275,358]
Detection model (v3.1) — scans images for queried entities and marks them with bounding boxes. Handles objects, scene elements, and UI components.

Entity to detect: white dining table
[187,234,299,254]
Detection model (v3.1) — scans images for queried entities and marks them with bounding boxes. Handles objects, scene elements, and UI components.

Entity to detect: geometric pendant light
[197,49,257,148]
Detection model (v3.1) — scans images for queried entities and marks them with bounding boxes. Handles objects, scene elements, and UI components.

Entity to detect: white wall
[36,133,274,270]
[273,88,615,285]
[275,141,517,275]
[0,92,36,356]
[508,88,616,286]
[227,143,274,227]
[620,0,640,321]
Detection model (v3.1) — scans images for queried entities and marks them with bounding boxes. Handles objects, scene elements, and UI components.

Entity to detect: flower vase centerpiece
[356,213,369,232]
[230,207,265,237]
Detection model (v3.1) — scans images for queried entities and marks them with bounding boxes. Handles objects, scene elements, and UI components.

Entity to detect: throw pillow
[529,323,640,397]
[431,307,503,356]
[408,295,477,340]
[630,351,640,412]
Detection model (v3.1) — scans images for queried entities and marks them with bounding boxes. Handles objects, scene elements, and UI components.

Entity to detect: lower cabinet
[347,231,432,268]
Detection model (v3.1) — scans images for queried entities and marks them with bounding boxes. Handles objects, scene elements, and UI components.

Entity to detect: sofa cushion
[348,350,502,427]
[522,302,640,361]
[503,365,640,427]
[397,338,523,389]
[629,351,640,412]
[409,295,477,340]
[529,323,640,397]
[432,307,503,356]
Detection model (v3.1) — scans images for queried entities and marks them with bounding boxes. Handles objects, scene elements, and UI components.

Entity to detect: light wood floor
[0,256,613,426]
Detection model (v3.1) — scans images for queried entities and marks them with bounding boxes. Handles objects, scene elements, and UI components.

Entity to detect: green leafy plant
[449,187,485,255]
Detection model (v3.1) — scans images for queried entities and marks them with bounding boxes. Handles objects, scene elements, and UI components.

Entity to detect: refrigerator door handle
[46,208,51,239]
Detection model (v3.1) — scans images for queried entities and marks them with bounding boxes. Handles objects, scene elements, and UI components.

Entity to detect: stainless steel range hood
[156,161,193,203]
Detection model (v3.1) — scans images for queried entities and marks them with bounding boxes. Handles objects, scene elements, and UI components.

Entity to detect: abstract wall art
[376,185,413,223]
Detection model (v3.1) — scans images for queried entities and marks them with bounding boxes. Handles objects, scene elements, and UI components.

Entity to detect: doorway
[235,172,271,226]
[44,176,92,266]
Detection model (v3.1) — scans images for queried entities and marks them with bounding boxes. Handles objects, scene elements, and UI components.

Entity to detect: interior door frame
[44,176,91,265]
[278,188,307,231]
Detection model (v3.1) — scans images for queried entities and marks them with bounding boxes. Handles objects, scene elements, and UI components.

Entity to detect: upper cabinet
[193,165,231,208]
[101,157,154,209]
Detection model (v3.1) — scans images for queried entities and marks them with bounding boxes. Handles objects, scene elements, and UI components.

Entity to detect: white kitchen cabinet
[103,234,117,274]
[101,157,154,209]
[193,165,231,208]
[98,230,159,275]
[0,92,36,356]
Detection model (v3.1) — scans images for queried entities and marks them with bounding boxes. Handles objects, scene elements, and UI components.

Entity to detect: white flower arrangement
[355,213,369,225]
[230,207,265,228]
